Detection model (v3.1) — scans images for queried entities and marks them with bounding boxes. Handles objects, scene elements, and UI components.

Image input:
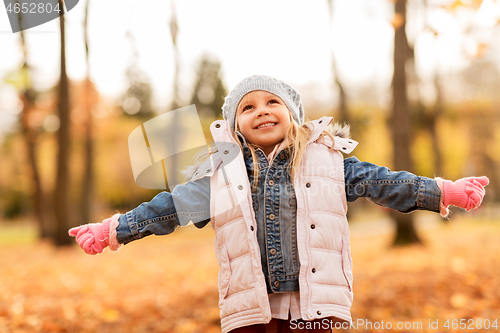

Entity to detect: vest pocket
[218,244,232,300]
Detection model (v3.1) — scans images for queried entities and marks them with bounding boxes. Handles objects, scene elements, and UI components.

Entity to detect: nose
[256,106,270,117]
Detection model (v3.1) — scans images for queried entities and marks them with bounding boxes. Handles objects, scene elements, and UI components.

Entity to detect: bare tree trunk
[391,0,420,245]
[80,0,94,226]
[20,91,51,238]
[54,0,72,246]
[17,11,51,238]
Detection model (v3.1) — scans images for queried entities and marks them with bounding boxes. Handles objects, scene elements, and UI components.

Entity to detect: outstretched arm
[344,157,488,216]
[344,156,442,213]
[117,176,211,244]
[69,176,211,254]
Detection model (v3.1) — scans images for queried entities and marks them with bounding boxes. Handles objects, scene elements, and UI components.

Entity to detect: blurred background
[1,0,499,332]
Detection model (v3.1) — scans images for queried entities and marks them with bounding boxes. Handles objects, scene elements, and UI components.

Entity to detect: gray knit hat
[222,75,304,131]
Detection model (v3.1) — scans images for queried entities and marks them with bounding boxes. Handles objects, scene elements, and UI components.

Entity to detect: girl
[69,75,488,333]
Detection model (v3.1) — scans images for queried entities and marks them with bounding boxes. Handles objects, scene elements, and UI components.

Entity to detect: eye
[242,104,253,112]
[268,99,280,105]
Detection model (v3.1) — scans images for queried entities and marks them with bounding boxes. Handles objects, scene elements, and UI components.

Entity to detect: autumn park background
[1,0,500,332]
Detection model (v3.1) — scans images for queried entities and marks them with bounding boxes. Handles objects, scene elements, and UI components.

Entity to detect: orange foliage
[0,216,499,332]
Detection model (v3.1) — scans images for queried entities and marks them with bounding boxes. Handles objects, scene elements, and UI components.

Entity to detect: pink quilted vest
[191,117,357,333]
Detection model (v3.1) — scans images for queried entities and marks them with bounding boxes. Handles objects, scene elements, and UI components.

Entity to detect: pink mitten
[69,218,112,255]
[437,176,489,214]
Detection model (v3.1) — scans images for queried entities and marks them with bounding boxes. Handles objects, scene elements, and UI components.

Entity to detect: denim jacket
[116,141,442,290]
[117,157,442,239]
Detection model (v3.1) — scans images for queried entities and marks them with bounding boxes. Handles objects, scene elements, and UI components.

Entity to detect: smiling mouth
[256,123,276,129]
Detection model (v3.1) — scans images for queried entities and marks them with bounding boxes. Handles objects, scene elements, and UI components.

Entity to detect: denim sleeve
[116,176,211,244]
[344,156,441,213]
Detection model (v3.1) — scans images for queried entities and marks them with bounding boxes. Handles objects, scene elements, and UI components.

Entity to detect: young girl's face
[235,91,291,155]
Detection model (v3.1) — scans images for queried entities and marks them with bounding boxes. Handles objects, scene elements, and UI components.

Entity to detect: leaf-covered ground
[0,213,499,332]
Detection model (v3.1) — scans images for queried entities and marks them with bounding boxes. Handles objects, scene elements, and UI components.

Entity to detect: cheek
[279,108,292,124]
[236,117,251,133]
[281,116,291,129]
